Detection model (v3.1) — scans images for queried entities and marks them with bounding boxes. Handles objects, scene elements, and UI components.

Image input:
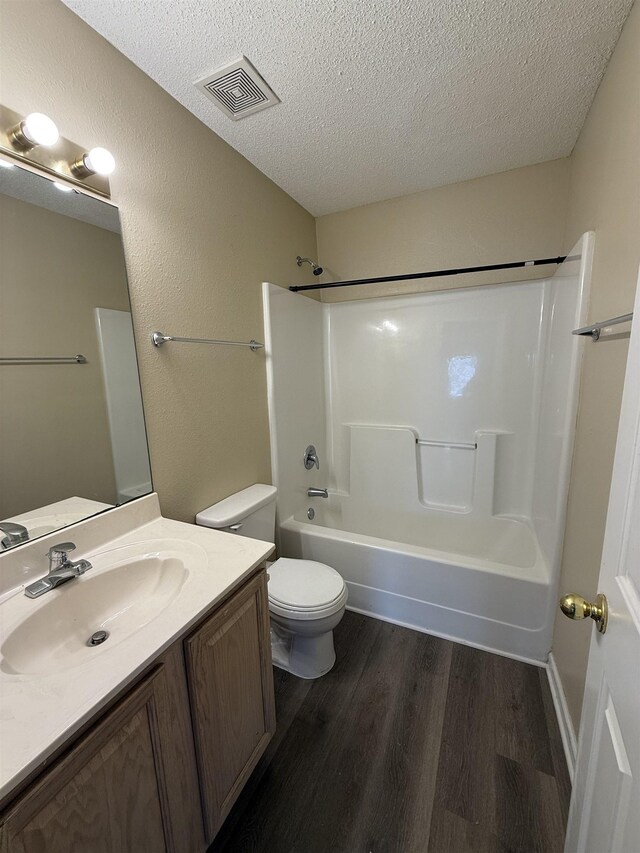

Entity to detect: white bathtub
[278,503,554,662]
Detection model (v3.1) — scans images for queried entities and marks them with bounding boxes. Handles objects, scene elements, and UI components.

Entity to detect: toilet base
[269,609,343,679]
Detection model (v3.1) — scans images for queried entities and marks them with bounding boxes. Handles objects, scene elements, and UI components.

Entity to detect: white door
[564,270,640,853]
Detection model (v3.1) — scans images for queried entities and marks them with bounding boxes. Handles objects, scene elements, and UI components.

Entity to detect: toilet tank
[196,484,277,543]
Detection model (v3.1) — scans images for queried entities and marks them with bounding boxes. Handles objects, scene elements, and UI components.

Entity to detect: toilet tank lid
[196,484,277,528]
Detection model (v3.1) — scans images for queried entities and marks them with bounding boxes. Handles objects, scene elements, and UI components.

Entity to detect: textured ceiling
[63,0,633,216]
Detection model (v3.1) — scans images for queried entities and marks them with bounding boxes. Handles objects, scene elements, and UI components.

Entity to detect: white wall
[263,284,327,530]
[531,235,593,570]
[326,281,547,520]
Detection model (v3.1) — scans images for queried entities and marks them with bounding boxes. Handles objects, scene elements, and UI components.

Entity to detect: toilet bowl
[268,557,348,678]
[196,484,347,679]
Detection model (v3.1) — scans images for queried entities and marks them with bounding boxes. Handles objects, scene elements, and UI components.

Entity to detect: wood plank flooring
[209,611,571,853]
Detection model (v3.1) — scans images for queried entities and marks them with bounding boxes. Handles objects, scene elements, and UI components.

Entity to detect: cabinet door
[185,570,276,841]
[1,668,172,853]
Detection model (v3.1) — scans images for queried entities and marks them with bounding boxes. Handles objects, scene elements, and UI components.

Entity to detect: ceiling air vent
[196,56,279,120]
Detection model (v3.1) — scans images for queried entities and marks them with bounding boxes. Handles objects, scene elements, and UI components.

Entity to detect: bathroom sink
[0,541,202,676]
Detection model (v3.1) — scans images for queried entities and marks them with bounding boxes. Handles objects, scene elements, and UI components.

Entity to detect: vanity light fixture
[71,146,116,178]
[1,104,113,199]
[8,112,59,150]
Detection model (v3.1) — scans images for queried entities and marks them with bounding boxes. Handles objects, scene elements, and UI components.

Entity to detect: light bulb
[83,147,115,176]
[21,113,59,147]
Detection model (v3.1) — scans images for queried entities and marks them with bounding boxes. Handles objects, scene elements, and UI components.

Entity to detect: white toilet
[196,484,348,679]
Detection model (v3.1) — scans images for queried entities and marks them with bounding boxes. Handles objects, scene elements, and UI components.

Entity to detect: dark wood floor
[210,611,571,853]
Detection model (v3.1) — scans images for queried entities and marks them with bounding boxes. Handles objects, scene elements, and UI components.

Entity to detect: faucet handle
[46,542,76,567]
[304,445,320,470]
[0,521,29,550]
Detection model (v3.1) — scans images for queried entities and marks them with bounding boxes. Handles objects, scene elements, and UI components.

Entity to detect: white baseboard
[546,651,577,780]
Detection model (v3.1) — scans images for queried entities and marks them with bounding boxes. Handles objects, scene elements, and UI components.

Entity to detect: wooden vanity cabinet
[186,570,276,842]
[0,569,274,853]
[0,663,186,853]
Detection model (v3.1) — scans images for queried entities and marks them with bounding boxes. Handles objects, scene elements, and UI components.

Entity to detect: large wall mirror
[0,162,152,550]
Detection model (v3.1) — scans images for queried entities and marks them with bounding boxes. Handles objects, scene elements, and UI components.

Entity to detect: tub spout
[307,487,328,498]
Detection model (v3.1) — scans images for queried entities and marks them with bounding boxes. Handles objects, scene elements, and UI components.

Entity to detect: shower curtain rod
[289,255,570,293]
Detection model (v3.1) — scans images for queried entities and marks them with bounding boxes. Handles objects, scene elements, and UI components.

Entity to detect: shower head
[296,256,323,277]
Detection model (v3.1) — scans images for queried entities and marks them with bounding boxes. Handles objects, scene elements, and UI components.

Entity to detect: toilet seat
[268,558,348,620]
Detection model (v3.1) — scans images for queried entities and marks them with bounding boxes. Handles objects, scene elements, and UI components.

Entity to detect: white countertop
[0,496,274,803]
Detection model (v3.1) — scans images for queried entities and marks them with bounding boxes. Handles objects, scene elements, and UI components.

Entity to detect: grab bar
[416,439,477,450]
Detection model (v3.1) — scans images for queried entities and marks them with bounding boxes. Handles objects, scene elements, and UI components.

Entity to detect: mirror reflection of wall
[0,164,152,546]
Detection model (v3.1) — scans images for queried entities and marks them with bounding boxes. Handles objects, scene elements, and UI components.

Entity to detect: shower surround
[263,234,592,661]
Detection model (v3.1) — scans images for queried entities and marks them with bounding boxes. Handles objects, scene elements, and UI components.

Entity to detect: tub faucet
[0,521,29,550]
[307,488,328,498]
[24,541,93,599]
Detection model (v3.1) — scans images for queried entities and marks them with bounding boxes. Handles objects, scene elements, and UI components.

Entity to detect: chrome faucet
[0,521,29,550]
[307,487,329,498]
[24,542,93,599]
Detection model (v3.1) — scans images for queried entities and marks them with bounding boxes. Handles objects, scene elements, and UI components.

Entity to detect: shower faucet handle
[304,445,320,470]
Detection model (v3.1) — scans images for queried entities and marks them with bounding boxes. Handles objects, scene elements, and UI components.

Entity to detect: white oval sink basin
[0,540,204,676]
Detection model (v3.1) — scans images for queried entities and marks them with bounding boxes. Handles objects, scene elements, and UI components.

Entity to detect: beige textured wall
[315,158,570,301]
[0,194,128,516]
[553,0,640,733]
[0,0,317,522]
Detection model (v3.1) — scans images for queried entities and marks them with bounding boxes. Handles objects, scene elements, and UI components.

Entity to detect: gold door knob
[559,592,608,634]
